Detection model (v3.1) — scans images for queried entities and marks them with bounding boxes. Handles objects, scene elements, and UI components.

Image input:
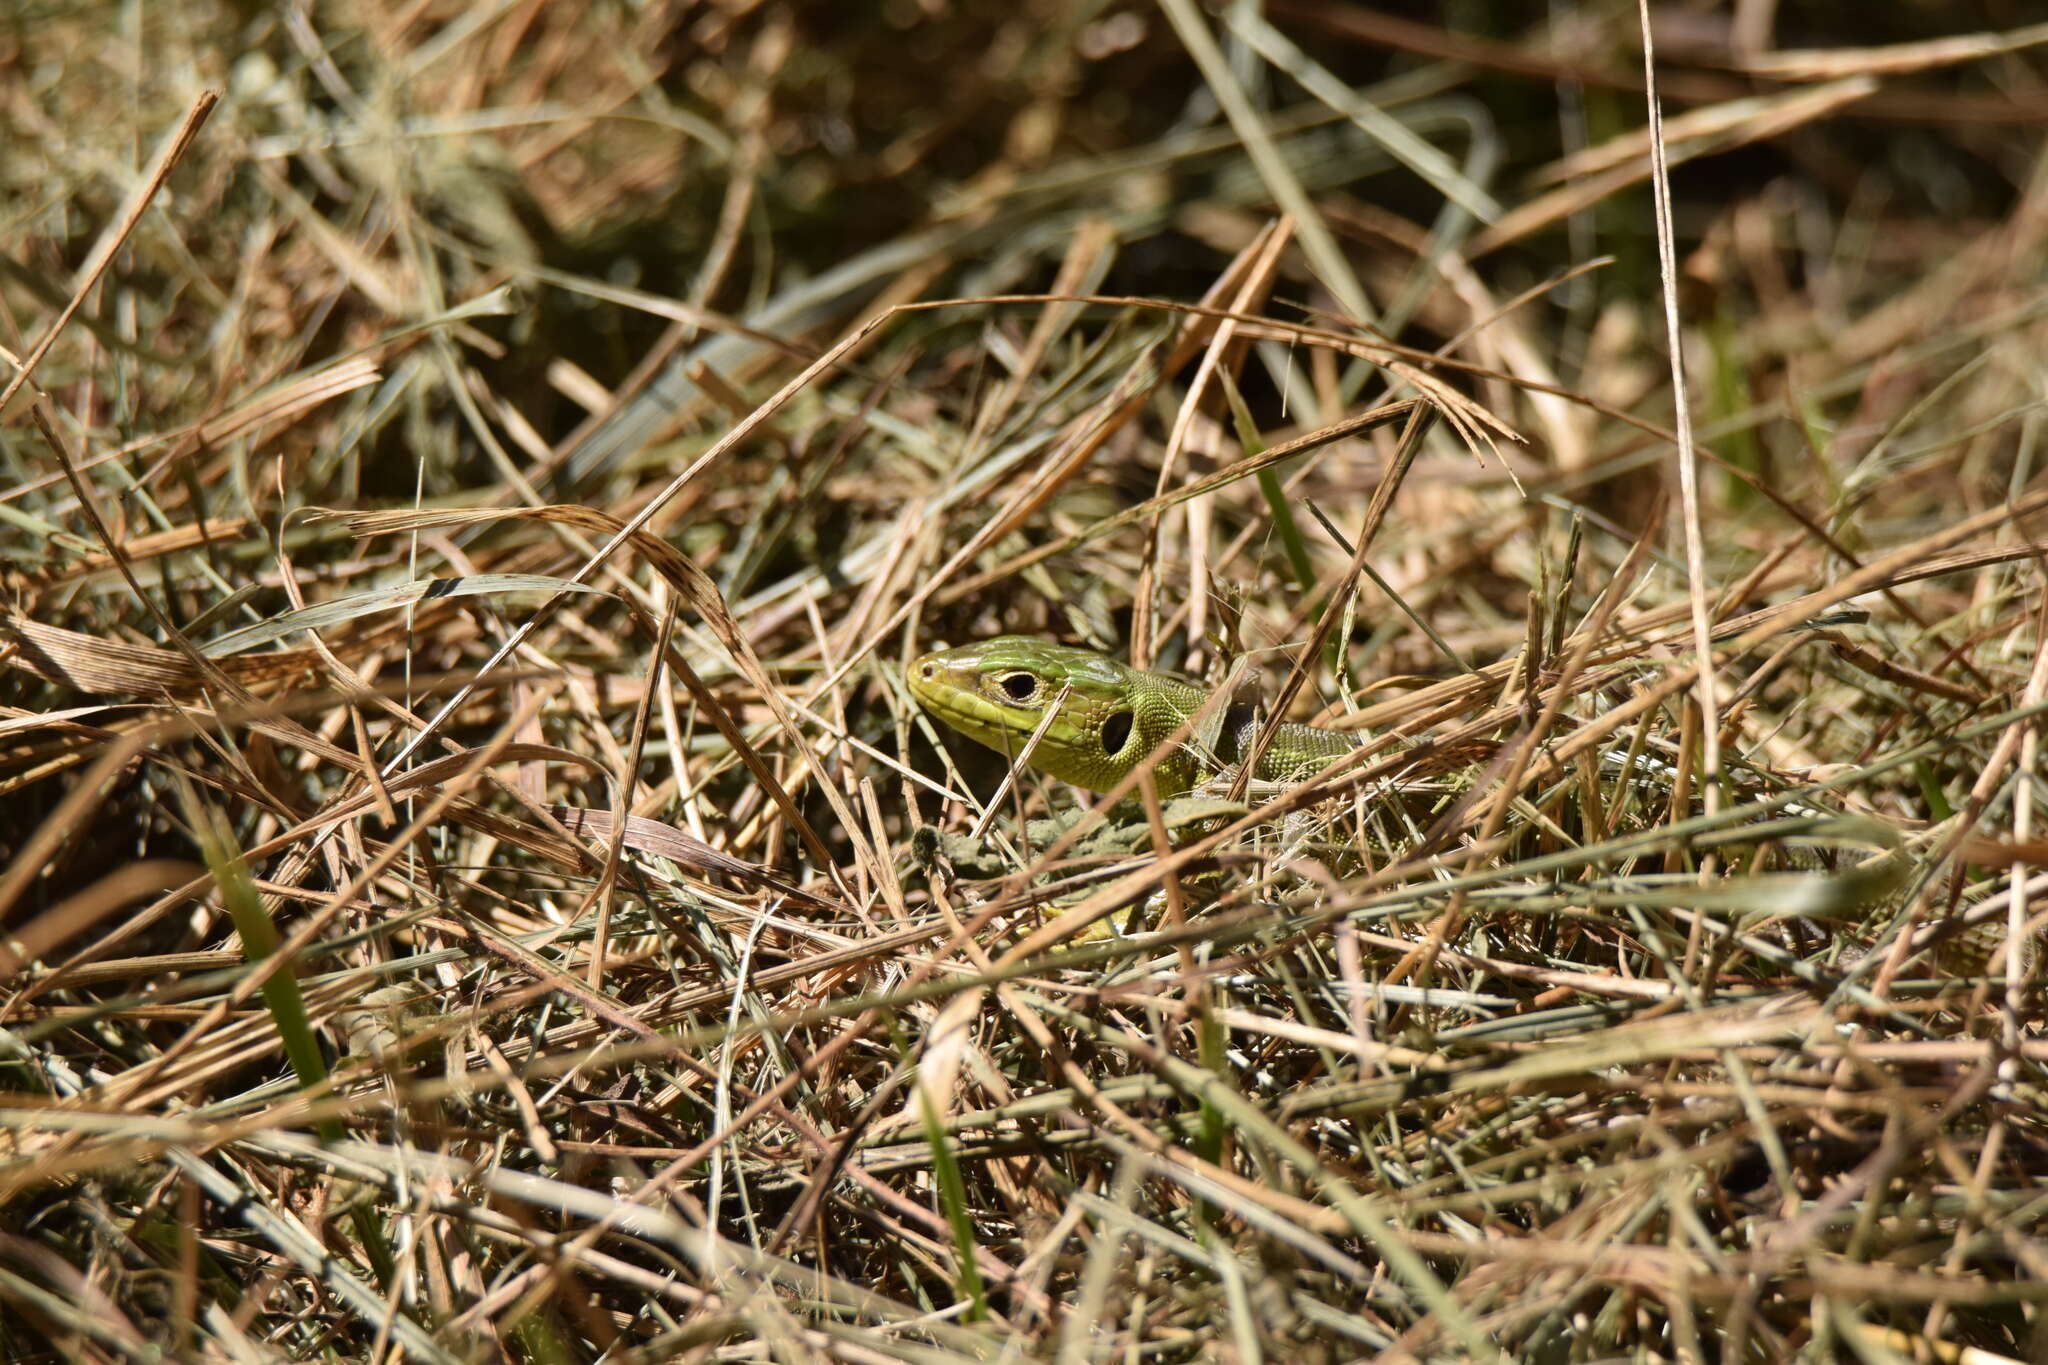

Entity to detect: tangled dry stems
[2,3,2047,1361]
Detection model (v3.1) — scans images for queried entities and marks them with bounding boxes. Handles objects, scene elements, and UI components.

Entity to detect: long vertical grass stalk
[916,1083,989,1323]
[1219,367,1316,595]
[194,803,397,1289]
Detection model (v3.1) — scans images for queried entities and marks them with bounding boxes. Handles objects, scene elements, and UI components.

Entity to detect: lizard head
[907,636,1166,793]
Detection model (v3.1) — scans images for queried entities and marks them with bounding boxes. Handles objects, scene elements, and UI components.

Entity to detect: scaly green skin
[907,636,1357,796]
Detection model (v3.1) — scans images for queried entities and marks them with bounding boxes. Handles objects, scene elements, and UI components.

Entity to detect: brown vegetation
[3,2,2047,1360]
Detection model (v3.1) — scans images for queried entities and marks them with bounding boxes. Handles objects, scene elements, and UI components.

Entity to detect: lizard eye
[997,672,1038,703]
[1101,710,1133,755]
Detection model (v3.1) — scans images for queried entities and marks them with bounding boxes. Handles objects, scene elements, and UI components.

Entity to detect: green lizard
[907,639,1921,938]
[907,636,1358,797]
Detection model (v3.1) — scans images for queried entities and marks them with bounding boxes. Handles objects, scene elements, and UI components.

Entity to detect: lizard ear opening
[1101,709,1134,756]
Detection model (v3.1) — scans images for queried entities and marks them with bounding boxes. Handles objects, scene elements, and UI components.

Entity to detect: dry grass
[4,2,2048,1361]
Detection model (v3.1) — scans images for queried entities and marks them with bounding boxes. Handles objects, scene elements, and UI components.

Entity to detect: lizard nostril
[918,661,936,681]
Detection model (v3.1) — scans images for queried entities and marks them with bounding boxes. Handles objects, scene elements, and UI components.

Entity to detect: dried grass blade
[200,573,611,658]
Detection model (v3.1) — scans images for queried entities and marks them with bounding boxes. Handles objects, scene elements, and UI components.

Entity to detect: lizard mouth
[906,652,1034,753]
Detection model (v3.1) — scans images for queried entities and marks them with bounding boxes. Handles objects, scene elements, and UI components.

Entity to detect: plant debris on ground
[3,2,2047,1361]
